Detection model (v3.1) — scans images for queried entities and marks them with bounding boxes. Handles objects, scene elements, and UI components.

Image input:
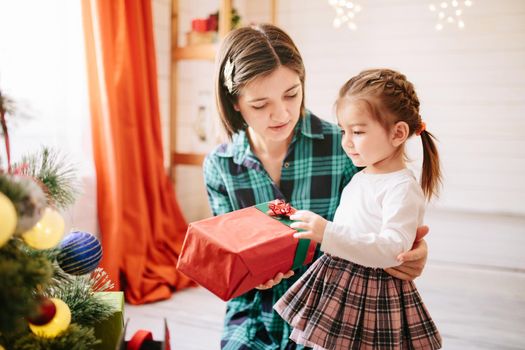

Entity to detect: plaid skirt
[274,254,442,350]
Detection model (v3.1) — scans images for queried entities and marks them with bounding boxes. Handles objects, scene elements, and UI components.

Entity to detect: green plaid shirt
[203,111,358,350]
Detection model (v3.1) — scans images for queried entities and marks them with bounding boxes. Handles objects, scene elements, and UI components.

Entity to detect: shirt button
[284,162,290,168]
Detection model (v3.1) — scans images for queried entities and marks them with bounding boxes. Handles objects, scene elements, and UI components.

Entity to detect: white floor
[125,209,525,349]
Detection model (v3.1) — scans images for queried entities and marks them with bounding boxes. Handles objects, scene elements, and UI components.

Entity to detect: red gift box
[176,201,316,301]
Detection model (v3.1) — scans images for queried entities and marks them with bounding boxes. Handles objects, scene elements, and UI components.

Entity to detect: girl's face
[337,100,399,173]
[234,66,302,146]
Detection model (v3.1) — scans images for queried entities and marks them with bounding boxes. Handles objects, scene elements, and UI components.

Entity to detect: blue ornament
[57,231,103,275]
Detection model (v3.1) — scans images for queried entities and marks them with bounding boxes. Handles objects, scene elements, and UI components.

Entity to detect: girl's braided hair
[338,69,441,200]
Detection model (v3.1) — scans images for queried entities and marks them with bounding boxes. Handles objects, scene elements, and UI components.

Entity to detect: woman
[203,24,429,350]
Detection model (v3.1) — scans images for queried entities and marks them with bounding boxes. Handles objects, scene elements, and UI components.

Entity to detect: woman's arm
[384,226,428,280]
[203,155,234,216]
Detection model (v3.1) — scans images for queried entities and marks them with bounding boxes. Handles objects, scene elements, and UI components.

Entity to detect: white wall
[242,0,525,216]
[2,0,520,228]
[170,0,525,219]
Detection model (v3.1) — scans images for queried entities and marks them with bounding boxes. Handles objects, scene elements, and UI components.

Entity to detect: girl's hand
[289,210,328,244]
[255,270,295,290]
[385,225,429,281]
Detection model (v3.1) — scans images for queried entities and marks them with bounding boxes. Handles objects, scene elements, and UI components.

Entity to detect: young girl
[274,68,442,349]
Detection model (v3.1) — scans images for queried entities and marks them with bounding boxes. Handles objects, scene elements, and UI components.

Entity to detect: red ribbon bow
[267,199,296,217]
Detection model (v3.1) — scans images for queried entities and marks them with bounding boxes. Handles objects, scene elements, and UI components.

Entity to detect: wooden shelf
[172,44,216,61]
[171,152,206,166]
[170,1,278,177]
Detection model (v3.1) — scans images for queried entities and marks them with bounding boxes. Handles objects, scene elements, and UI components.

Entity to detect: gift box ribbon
[254,202,311,270]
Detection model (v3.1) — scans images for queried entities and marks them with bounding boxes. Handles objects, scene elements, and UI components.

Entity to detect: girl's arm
[323,180,424,268]
[293,180,425,269]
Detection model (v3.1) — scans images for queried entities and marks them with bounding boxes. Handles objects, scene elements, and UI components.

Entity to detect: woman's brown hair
[215,24,306,139]
[337,69,441,200]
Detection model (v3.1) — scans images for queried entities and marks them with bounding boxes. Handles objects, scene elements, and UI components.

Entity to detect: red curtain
[82,0,194,304]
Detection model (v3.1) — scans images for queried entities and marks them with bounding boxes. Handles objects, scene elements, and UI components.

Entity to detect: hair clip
[223,58,234,93]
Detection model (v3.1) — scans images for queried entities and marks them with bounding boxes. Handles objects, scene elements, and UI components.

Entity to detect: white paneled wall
[244,0,525,216]
[159,1,525,219]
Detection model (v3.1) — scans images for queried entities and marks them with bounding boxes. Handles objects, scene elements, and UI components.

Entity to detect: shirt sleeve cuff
[320,221,339,256]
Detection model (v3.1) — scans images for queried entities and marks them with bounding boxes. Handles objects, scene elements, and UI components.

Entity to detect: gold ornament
[22,208,65,250]
[29,298,71,338]
[0,192,17,247]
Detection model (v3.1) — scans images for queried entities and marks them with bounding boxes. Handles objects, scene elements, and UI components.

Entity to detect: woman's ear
[391,121,409,147]
[233,103,240,112]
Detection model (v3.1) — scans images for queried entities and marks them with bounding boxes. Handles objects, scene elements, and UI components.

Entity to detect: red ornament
[27,296,57,326]
[267,199,296,217]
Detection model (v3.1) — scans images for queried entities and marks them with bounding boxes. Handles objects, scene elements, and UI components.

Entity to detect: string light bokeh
[328,0,363,31]
[429,0,473,31]
[328,1,473,31]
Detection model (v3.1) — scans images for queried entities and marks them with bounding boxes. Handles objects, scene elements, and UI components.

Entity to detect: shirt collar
[216,110,325,167]
[299,110,325,140]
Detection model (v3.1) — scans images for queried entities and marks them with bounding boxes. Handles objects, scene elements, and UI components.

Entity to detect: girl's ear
[233,103,240,112]
[391,121,409,147]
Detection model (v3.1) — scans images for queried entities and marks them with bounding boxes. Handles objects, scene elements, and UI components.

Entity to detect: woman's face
[234,66,302,145]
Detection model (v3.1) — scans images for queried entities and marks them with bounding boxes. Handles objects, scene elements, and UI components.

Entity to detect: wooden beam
[219,0,232,39]
[172,44,216,61]
[170,0,179,181]
[271,0,278,25]
[171,152,206,166]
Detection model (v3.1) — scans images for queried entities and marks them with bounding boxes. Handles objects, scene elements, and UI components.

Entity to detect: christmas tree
[0,88,117,349]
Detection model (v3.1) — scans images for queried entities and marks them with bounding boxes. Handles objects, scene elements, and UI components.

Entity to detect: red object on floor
[127,330,153,350]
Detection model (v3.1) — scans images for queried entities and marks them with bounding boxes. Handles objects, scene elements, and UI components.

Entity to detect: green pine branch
[14,147,79,209]
[0,88,32,140]
[0,89,15,140]
[46,268,116,326]
[0,173,29,207]
[0,239,53,334]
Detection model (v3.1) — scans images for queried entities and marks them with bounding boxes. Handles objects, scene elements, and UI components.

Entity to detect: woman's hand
[289,210,328,243]
[255,270,295,290]
[384,225,429,281]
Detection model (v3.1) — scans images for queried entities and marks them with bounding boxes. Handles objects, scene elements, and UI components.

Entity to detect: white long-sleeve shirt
[320,168,425,268]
